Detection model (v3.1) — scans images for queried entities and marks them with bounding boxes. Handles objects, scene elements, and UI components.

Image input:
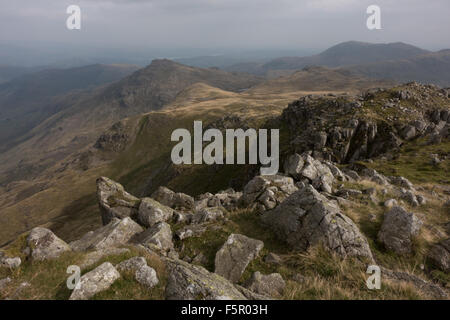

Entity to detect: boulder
[191,207,226,224]
[389,176,415,191]
[427,238,450,272]
[116,257,147,273]
[135,265,159,289]
[214,234,264,283]
[240,175,297,212]
[378,206,423,255]
[261,185,373,260]
[245,272,286,297]
[96,177,140,225]
[151,186,194,210]
[175,224,207,241]
[70,217,143,252]
[69,262,121,300]
[27,227,71,261]
[80,248,130,269]
[138,222,174,253]
[138,197,173,227]
[165,258,246,300]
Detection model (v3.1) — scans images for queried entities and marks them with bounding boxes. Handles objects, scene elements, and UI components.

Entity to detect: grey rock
[165,258,246,300]
[80,248,130,269]
[215,234,264,283]
[389,176,415,191]
[135,265,159,289]
[261,185,373,260]
[70,217,143,252]
[27,227,71,261]
[0,256,21,269]
[138,222,174,253]
[191,207,226,224]
[427,238,450,272]
[138,197,173,227]
[245,272,286,297]
[116,256,147,273]
[96,177,140,225]
[175,224,207,241]
[264,253,282,266]
[378,206,423,255]
[152,186,194,210]
[384,199,398,208]
[69,262,121,300]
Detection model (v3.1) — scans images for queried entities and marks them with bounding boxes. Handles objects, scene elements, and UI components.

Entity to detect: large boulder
[214,234,264,283]
[240,175,297,212]
[151,186,195,210]
[27,227,71,261]
[165,259,246,300]
[137,222,174,254]
[427,238,450,272]
[261,185,373,260]
[70,217,144,252]
[69,262,120,300]
[97,177,140,225]
[245,272,286,297]
[138,197,173,227]
[377,206,423,255]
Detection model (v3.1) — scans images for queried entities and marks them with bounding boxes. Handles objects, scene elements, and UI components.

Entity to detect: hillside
[0,82,448,300]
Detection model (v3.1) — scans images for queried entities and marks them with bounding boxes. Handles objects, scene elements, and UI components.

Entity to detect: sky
[0,0,449,64]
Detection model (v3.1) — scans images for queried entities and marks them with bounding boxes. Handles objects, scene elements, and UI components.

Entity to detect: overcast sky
[0,0,449,52]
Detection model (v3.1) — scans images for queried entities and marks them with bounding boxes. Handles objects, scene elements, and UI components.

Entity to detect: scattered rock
[97,177,140,225]
[116,256,147,273]
[214,234,264,283]
[261,185,373,260]
[152,186,194,210]
[80,247,130,269]
[378,206,423,255]
[384,199,398,208]
[264,253,282,266]
[165,258,246,300]
[27,227,71,261]
[427,238,450,272]
[135,265,159,289]
[138,197,173,227]
[0,256,21,269]
[245,272,286,297]
[191,207,226,224]
[69,262,121,300]
[138,222,174,253]
[0,277,11,291]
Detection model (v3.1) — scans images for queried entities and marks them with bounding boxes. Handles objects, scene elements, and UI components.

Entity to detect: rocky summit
[0,81,449,301]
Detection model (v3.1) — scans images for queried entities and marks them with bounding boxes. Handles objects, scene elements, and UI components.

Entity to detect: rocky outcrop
[240,175,297,212]
[427,238,450,272]
[27,227,71,261]
[69,262,121,300]
[214,234,264,283]
[261,185,373,260]
[70,217,143,252]
[378,206,423,255]
[138,197,174,227]
[151,186,194,210]
[165,258,246,300]
[245,272,286,297]
[96,177,140,225]
[195,189,242,211]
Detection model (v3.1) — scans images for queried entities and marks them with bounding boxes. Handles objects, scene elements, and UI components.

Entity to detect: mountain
[345,50,450,87]
[0,65,45,84]
[0,64,140,152]
[226,41,430,75]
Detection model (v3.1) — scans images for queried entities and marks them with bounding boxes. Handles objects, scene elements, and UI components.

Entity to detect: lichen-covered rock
[27,227,71,261]
[135,265,159,289]
[96,177,140,225]
[245,272,286,297]
[69,262,120,300]
[191,207,226,224]
[240,175,297,212]
[261,185,373,260]
[378,206,423,255]
[80,248,130,269]
[138,197,174,227]
[427,238,450,272]
[214,234,264,283]
[70,217,143,252]
[165,258,246,300]
[151,186,194,210]
[138,222,174,253]
[116,257,147,273]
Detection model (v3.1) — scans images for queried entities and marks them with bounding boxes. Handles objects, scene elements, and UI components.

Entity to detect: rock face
[377,206,423,255]
[138,222,174,253]
[214,234,264,283]
[165,259,246,300]
[70,217,144,252]
[27,227,71,261]
[245,272,286,297]
[240,175,298,212]
[69,262,121,300]
[428,238,450,272]
[97,177,140,225]
[138,197,174,227]
[261,185,373,260]
[152,186,194,210]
